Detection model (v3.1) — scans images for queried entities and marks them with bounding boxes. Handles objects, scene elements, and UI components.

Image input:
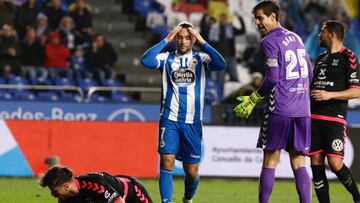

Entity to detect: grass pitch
[0,177,357,203]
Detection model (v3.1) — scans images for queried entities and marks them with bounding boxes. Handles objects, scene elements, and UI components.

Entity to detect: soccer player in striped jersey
[234,1,312,203]
[40,165,152,203]
[141,22,225,203]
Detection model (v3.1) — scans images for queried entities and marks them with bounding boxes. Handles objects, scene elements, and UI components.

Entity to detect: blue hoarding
[347,109,360,127]
[0,101,212,123]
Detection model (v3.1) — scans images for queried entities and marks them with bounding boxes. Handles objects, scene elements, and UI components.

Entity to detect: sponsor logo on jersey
[349,72,359,83]
[332,139,344,152]
[289,83,308,93]
[313,80,334,87]
[349,79,360,83]
[108,192,118,202]
[351,72,357,79]
[171,68,195,87]
[266,58,278,67]
[105,190,111,198]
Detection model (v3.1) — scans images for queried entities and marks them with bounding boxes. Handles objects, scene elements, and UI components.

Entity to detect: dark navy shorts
[309,119,346,157]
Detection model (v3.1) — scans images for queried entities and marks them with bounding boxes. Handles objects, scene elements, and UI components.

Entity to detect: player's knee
[185,171,198,180]
[184,168,198,179]
[160,159,175,171]
[328,160,343,172]
[310,154,324,165]
[327,157,343,172]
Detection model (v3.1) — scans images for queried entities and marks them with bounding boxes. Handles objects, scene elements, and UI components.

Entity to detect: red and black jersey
[61,172,152,203]
[311,47,360,121]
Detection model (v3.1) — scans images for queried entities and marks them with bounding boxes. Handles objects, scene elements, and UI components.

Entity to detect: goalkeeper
[234,1,313,203]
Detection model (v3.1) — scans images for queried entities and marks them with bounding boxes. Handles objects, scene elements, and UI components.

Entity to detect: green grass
[0,177,357,202]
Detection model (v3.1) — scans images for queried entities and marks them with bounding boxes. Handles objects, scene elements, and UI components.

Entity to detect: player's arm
[140,26,181,69]
[311,88,360,101]
[188,27,225,71]
[256,40,280,97]
[234,40,279,118]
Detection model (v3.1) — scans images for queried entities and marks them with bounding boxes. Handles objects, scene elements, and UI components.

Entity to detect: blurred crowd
[0,0,118,89]
[3,0,360,106]
[127,0,360,105]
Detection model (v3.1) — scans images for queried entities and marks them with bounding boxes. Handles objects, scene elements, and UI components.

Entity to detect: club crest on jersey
[332,59,339,66]
[171,68,195,87]
[318,68,326,80]
[191,57,198,65]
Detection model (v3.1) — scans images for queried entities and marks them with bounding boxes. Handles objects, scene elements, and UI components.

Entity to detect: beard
[177,46,191,55]
[319,39,326,48]
[258,27,267,38]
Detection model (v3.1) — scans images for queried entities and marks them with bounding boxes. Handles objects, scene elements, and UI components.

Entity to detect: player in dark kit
[234,1,312,203]
[40,166,153,203]
[309,20,360,203]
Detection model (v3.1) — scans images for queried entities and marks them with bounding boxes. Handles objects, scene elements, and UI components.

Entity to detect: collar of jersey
[175,50,193,57]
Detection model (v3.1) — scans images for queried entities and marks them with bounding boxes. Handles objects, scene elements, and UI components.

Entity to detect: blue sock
[184,175,199,200]
[159,169,173,203]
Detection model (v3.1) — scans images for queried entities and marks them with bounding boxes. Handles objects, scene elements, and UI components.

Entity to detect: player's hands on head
[188,27,206,45]
[165,26,182,43]
[233,91,263,118]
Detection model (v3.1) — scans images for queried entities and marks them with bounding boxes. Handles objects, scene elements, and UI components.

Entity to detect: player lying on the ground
[40,165,153,203]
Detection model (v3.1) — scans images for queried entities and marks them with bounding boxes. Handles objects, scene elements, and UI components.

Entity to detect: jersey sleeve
[257,39,280,97]
[141,39,168,69]
[77,173,121,203]
[345,53,360,89]
[155,52,169,70]
[201,42,225,71]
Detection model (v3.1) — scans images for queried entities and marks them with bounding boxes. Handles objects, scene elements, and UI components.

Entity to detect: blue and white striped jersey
[141,40,225,124]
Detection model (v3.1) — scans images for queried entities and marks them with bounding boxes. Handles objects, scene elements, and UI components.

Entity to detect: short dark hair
[39,166,73,188]
[252,0,280,21]
[178,22,194,29]
[324,20,345,40]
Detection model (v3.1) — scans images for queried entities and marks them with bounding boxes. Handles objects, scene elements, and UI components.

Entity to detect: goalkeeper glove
[233,91,263,118]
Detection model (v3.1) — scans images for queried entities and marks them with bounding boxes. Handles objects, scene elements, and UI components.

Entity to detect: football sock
[160,169,173,203]
[294,167,311,203]
[259,167,275,203]
[311,165,330,203]
[334,165,360,202]
[184,175,199,200]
